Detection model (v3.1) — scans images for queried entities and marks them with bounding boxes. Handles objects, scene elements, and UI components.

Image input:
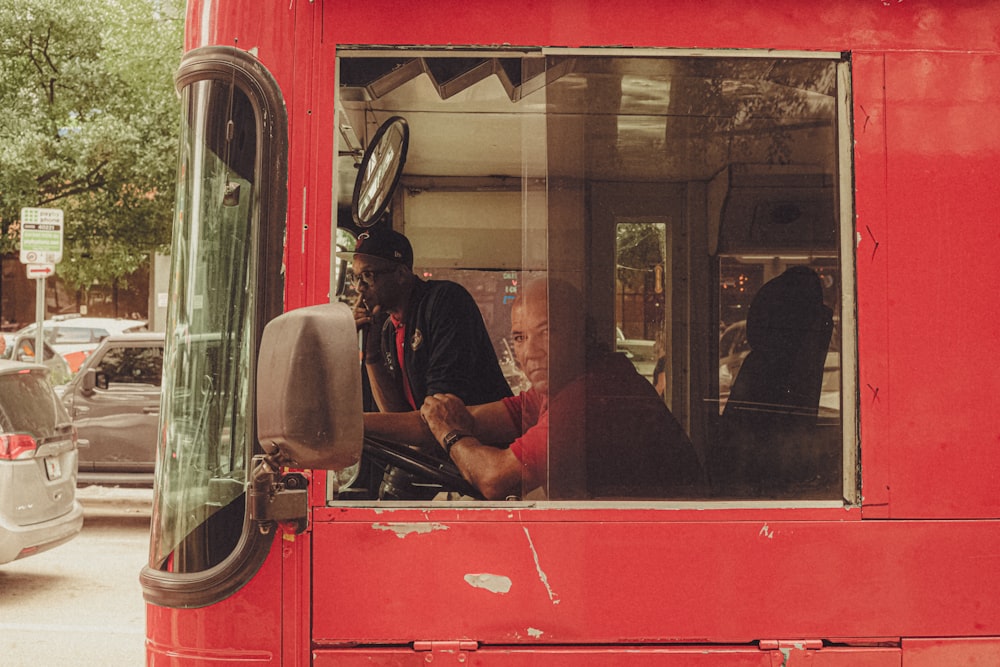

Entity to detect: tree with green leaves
[0,0,183,290]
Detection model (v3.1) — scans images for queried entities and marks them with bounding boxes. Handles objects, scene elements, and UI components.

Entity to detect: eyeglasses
[350,268,396,286]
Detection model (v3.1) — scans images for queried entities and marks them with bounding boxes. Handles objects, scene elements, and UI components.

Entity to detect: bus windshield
[149,78,260,571]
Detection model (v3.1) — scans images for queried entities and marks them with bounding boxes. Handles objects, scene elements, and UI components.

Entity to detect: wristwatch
[442,430,472,453]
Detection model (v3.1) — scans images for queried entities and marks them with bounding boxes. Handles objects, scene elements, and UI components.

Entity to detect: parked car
[61,333,164,486]
[16,315,147,373]
[0,360,83,564]
[718,320,752,399]
[0,333,72,386]
[717,319,841,416]
[616,327,657,380]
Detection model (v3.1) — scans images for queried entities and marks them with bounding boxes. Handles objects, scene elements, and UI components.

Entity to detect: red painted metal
[312,645,900,666]
[145,542,284,665]
[309,515,1000,645]
[146,0,1000,663]
[902,637,1000,666]
[878,51,1000,519]
[852,51,892,518]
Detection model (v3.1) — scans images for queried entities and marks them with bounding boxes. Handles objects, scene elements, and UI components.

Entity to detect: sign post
[19,208,64,361]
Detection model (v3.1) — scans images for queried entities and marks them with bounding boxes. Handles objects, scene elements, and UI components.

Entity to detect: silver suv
[61,333,164,486]
[1,333,73,386]
[0,360,83,564]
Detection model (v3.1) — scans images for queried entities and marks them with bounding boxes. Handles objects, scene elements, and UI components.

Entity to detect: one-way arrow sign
[26,263,55,280]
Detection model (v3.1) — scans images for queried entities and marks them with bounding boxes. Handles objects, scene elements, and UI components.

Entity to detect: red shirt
[499,353,704,498]
[501,389,548,491]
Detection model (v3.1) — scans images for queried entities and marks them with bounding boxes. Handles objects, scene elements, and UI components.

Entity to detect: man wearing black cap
[350,226,512,499]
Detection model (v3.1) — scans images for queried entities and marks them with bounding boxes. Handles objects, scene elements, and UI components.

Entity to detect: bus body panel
[147,0,1000,663]
[312,646,901,666]
[851,53,892,517]
[876,50,1000,519]
[311,514,1000,644]
[853,48,1000,520]
[145,543,285,665]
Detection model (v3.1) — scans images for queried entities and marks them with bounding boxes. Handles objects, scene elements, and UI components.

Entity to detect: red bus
[142,1,1000,664]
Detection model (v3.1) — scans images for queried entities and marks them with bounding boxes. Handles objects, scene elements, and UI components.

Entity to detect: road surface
[0,486,151,666]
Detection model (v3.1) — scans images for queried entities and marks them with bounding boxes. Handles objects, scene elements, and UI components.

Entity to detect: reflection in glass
[335,51,849,502]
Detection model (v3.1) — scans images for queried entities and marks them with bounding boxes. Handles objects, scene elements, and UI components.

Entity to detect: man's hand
[356,296,389,366]
[353,295,374,330]
[421,393,475,442]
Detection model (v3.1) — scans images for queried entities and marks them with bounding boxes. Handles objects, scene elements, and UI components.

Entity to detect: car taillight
[0,434,38,460]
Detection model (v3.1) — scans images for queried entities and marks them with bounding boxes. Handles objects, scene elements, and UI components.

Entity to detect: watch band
[442,430,472,453]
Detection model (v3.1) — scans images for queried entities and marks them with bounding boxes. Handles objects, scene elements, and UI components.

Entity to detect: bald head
[510,279,549,394]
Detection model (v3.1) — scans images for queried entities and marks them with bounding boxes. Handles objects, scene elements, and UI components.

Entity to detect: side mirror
[94,371,110,391]
[82,369,97,393]
[82,369,109,392]
[256,303,363,470]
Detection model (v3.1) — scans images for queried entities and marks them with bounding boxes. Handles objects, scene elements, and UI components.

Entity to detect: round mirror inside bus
[351,116,409,228]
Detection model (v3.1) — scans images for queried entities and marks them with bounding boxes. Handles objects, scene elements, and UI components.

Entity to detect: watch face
[444,430,468,450]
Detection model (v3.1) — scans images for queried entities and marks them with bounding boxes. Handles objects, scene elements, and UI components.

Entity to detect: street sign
[26,263,56,280]
[19,207,64,264]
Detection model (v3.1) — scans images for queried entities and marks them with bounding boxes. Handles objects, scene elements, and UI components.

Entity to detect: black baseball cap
[350,227,413,268]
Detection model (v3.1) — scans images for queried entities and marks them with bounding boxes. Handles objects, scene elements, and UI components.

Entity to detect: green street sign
[19,207,64,264]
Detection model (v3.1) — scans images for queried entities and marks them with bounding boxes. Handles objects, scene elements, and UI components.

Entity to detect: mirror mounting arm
[249,455,308,534]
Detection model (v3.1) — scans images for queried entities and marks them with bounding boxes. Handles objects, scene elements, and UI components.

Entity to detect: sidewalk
[76,484,153,518]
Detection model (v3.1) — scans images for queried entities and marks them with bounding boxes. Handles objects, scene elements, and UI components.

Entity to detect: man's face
[352,255,403,310]
[511,286,549,395]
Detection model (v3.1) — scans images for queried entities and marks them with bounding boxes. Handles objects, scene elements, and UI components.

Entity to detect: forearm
[444,436,522,500]
[365,361,412,412]
[364,411,435,446]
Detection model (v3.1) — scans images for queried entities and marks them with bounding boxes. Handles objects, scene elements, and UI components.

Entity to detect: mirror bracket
[249,455,308,534]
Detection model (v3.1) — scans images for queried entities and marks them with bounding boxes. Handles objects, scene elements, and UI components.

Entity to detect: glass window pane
[336,50,850,504]
[150,78,259,571]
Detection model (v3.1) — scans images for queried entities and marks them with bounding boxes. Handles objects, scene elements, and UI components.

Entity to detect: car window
[0,371,65,437]
[97,347,164,386]
[54,326,96,344]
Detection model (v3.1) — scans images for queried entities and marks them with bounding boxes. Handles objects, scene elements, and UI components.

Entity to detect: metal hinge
[413,640,480,653]
[249,455,309,534]
[759,640,823,651]
[760,639,824,665]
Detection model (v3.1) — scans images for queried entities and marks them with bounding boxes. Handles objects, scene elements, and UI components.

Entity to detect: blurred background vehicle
[718,320,751,401]
[616,327,657,381]
[15,315,147,373]
[717,319,841,416]
[61,333,164,487]
[0,360,83,564]
[0,334,72,386]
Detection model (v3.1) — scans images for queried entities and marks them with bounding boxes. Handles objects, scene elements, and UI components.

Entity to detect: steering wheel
[362,436,484,499]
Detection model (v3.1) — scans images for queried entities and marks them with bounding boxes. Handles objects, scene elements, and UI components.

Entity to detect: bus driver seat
[711,265,833,497]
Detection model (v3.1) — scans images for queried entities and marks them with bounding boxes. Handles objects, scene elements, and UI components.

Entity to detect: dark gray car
[61,333,164,486]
